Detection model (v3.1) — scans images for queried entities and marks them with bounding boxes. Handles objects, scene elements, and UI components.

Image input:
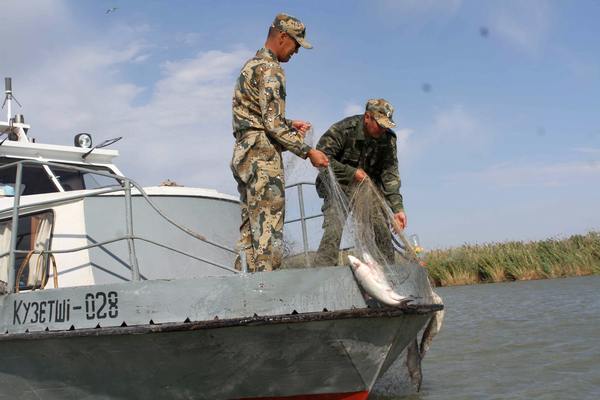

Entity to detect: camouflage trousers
[314,197,394,267]
[231,131,285,272]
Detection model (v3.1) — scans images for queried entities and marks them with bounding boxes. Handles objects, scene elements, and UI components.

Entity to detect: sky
[0,0,599,250]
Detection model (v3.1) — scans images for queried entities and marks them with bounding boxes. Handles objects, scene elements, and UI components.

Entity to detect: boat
[0,78,442,399]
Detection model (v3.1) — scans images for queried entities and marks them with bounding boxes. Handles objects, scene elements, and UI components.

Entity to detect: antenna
[2,77,22,122]
[1,78,28,142]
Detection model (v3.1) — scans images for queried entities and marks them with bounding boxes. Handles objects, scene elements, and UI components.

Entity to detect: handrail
[0,186,126,215]
[8,234,237,274]
[0,159,127,179]
[6,162,22,292]
[284,181,316,189]
[283,180,416,264]
[284,181,323,265]
[124,180,140,281]
[285,214,322,224]
[0,159,236,253]
[1,159,239,293]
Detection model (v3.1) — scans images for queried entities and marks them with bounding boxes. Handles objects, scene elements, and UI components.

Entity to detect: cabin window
[0,211,54,291]
[49,164,121,191]
[0,158,121,194]
[0,162,58,195]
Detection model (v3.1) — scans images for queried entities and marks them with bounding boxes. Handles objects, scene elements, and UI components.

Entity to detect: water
[373,275,600,400]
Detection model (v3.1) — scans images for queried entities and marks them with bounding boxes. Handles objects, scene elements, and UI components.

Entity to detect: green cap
[272,13,313,49]
[366,98,396,128]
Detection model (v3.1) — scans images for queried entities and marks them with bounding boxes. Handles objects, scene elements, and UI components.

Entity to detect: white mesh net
[284,163,445,394]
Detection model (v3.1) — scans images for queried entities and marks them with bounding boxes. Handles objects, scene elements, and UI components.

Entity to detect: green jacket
[315,115,404,213]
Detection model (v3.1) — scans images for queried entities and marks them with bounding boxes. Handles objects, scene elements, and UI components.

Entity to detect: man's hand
[392,211,407,233]
[307,149,329,168]
[292,120,312,137]
[354,168,368,182]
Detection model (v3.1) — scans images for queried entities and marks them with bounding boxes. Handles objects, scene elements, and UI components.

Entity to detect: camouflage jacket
[232,47,310,158]
[316,115,404,212]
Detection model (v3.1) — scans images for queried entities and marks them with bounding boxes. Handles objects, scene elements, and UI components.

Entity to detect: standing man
[231,13,329,272]
[314,99,406,266]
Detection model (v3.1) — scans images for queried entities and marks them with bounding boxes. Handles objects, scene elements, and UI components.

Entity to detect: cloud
[175,32,204,47]
[10,26,251,194]
[371,0,463,36]
[555,47,600,81]
[573,147,600,155]
[395,128,413,155]
[97,48,251,191]
[489,0,552,55]
[343,102,363,116]
[378,0,462,20]
[395,104,493,173]
[126,48,252,185]
[412,104,487,157]
[19,43,148,130]
[0,0,72,73]
[431,105,480,140]
[448,160,600,188]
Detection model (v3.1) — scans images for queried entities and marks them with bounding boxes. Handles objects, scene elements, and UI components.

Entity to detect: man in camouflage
[231,13,329,272]
[314,99,406,266]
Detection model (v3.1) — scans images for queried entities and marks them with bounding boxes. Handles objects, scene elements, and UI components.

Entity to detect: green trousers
[313,198,395,267]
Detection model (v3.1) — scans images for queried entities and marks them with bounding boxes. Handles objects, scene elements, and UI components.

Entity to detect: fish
[362,252,388,284]
[406,338,423,392]
[406,291,444,392]
[419,290,445,358]
[362,252,413,303]
[347,254,413,307]
[405,292,444,392]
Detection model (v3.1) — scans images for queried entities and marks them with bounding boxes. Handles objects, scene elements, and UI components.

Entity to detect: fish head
[347,255,363,270]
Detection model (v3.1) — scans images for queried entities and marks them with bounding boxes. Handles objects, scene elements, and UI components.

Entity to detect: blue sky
[1,0,599,250]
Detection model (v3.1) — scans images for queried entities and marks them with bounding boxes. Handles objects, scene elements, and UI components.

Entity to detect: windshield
[0,158,121,195]
[49,164,121,191]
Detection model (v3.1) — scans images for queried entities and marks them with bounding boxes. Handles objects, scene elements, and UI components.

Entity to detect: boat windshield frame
[0,156,122,195]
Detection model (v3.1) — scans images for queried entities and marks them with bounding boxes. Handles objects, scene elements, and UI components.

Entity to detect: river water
[372,275,600,400]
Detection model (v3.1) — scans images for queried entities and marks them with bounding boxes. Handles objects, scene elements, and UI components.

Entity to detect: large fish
[362,252,388,283]
[406,339,423,392]
[406,290,445,392]
[420,290,445,358]
[347,254,412,307]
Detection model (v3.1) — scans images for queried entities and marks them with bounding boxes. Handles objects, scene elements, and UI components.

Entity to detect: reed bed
[424,232,600,287]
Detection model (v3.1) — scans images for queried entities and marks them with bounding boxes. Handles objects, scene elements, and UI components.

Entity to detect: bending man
[314,99,406,266]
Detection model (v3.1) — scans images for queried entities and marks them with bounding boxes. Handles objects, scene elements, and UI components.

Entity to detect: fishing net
[282,128,324,264]
[281,125,445,390]
[315,166,431,293]
[283,127,315,186]
[314,165,445,395]
[282,143,445,393]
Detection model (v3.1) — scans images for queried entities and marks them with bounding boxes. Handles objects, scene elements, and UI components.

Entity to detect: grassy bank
[424,232,600,287]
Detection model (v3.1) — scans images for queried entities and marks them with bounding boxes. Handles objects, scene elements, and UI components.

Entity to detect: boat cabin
[0,90,239,295]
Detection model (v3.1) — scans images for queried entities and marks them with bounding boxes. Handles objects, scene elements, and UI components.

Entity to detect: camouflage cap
[366,98,396,128]
[272,13,313,49]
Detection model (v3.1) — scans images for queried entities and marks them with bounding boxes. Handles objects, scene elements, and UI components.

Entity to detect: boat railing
[284,181,323,266]
[0,159,238,294]
[284,181,417,265]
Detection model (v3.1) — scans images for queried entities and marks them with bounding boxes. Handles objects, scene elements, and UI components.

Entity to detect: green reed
[423,232,600,287]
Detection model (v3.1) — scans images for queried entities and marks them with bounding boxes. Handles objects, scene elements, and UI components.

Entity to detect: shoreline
[430,271,598,288]
[424,231,600,287]
[281,232,599,288]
